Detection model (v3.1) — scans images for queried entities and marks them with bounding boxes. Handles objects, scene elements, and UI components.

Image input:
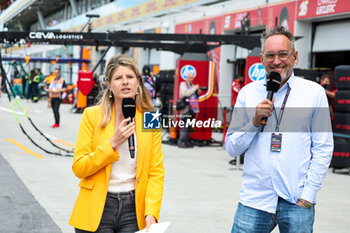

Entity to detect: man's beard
[268,66,292,82]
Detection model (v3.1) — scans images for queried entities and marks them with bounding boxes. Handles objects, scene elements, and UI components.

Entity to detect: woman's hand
[110,117,135,150]
[145,215,157,232]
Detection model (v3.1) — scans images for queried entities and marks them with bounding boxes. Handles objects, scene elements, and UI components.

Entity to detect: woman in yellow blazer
[69,55,164,232]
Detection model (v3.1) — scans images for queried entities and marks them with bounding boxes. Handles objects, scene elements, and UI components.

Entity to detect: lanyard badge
[270,86,291,153]
[271,133,282,152]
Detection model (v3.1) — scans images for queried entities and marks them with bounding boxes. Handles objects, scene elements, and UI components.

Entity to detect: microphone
[260,71,281,132]
[122,98,136,158]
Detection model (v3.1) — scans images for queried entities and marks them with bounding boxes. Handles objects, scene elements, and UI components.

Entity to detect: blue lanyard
[273,86,291,132]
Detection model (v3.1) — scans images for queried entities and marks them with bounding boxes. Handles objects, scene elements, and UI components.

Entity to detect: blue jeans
[75,191,139,233]
[232,198,315,233]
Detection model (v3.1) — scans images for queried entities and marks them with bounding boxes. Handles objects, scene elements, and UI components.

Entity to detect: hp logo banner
[248,63,266,82]
[180,65,197,80]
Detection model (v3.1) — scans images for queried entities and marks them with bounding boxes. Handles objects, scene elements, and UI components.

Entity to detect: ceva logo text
[29,32,56,39]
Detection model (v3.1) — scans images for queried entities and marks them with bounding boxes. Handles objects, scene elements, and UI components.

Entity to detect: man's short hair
[261,26,295,51]
[320,73,331,81]
[54,67,60,72]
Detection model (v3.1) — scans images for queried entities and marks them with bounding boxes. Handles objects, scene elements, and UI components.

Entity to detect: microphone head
[266,71,281,92]
[122,98,136,119]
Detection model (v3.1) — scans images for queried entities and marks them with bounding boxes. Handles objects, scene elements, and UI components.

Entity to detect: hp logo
[248,63,266,82]
[180,65,197,80]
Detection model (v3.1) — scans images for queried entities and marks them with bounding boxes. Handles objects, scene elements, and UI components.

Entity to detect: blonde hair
[98,54,154,128]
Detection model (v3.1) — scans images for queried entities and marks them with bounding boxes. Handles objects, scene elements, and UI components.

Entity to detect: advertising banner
[297,0,350,19]
[222,1,296,33]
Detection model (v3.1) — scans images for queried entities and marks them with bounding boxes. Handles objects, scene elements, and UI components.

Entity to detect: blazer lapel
[105,105,115,184]
[135,108,144,179]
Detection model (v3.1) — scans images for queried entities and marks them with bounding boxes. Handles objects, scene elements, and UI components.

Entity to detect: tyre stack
[158,70,175,116]
[331,65,350,170]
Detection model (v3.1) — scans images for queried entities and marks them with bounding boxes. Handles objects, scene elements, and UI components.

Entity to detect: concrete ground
[0,95,349,233]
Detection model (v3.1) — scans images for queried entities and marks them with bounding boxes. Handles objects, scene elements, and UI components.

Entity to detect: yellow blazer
[69,105,164,231]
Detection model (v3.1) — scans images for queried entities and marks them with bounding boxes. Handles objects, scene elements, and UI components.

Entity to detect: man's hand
[253,98,275,127]
[145,215,157,232]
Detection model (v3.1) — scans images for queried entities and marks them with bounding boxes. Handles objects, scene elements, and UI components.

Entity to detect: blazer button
[137,178,140,182]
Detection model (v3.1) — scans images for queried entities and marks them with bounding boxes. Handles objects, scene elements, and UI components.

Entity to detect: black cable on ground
[0,53,74,157]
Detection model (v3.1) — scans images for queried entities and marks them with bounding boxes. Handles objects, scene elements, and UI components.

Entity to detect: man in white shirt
[225,26,333,233]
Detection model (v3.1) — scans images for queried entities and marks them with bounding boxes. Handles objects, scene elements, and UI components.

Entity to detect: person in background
[21,70,27,99]
[12,74,22,97]
[25,69,40,102]
[48,68,67,128]
[178,72,201,148]
[231,75,244,108]
[320,73,336,117]
[25,70,35,102]
[43,72,55,108]
[225,26,333,233]
[31,69,40,103]
[69,54,164,233]
[142,65,156,106]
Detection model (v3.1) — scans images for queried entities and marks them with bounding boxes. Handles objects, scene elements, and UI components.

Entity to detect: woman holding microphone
[69,55,164,232]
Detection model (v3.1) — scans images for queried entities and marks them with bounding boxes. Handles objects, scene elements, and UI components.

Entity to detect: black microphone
[260,71,281,132]
[122,98,136,158]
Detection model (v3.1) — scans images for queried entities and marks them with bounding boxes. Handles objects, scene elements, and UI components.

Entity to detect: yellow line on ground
[52,139,75,148]
[5,138,45,159]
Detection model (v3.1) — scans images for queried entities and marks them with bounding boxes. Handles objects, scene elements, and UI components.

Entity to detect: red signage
[245,56,265,85]
[337,99,350,104]
[339,76,350,82]
[333,152,350,157]
[77,70,95,96]
[222,1,296,33]
[335,124,350,130]
[297,0,350,19]
[175,59,218,141]
[175,16,222,96]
